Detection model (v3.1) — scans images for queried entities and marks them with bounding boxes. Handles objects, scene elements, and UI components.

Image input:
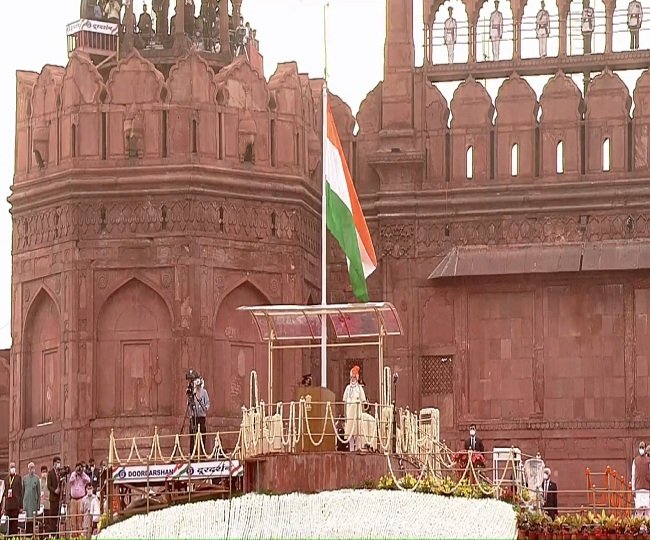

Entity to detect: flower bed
[99,490,517,539]
[517,510,650,539]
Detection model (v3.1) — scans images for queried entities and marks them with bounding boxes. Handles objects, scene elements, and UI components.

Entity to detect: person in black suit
[542,467,558,520]
[46,457,63,535]
[1,462,24,536]
[463,424,485,453]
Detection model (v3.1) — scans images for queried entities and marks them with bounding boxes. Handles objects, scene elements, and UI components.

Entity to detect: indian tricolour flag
[324,104,377,301]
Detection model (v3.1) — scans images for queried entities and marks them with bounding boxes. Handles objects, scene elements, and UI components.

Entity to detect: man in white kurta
[581,0,595,54]
[343,366,366,452]
[632,441,650,516]
[490,1,503,61]
[444,7,457,63]
[536,1,550,57]
[628,0,643,50]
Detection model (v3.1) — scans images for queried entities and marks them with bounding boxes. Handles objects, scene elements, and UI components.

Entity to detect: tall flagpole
[320,0,329,389]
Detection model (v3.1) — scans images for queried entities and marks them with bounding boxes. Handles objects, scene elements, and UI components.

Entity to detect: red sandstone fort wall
[10,0,650,510]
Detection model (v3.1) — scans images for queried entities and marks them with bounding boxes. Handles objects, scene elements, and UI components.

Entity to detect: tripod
[54,476,68,538]
[179,389,208,457]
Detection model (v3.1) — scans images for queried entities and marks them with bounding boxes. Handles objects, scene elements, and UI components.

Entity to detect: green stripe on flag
[326,183,369,302]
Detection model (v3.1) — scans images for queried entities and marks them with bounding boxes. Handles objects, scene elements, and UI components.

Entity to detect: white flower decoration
[99,490,517,539]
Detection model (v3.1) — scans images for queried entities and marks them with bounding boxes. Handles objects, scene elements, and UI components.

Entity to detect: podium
[295,387,336,452]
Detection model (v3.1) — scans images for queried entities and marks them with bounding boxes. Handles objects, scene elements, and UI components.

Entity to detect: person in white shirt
[444,7,458,63]
[581,0,595,54]
[81,485,101,540]
[628,0,643,49]
[489,0,504,61]
[536,1,550,57]
[343,366,366,452]
[104,0,122,24]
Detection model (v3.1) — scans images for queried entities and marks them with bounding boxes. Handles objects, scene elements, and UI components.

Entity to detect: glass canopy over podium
[237,303,403,403]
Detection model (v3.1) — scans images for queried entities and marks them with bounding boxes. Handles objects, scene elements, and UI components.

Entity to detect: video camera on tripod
[185,368,201,396]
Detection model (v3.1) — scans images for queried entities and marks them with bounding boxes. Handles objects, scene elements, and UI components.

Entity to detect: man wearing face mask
[464,424,485,453]
[22,462,40,534]
[39,466,50,531]
[68,462,91,534]
[632,441,650,515]
[343,366,367,452]
[1,462,24,536]
[541,467,558,520]
[47,457,63,535]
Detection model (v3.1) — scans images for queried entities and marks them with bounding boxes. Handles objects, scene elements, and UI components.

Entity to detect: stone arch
[61,54,104,110]
[30,66,65,169]
[431,0,470,64]
[521,0,559,59]
[539,72,583,177]
[450,78,494,183]
[106,51,164,105]
[167,53,217,158]
[568,0,606,55]
[95,278,173,418]
[268,63,304,115]
[476,0,514,61]
[23,288,62,428]
[167,52,216,104]
[212,281,271,416]
[495,75,538,179]
[214,57,269,111]
[585,70,631,174]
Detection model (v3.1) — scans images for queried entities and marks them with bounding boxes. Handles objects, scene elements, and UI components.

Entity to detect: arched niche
[62,54,103,110]
[431,0,470,64]
[476,0,514,62]
[15,72,38,177]
[23,289,61,428]
[568,0,606,55]
[168,52,216,104]
[268,63,304,115]
[213,281,271,416]
[167,53,217,158]
[30,66,65,169]
[61,54,105,161]
[495,75,538,179]
[521,0,560,59]
[95,279,173,418]
[539,72,584,177]
[450,78,494,183]
[585,70,631,174]
[106,51,164,105]
[632,70,650,170]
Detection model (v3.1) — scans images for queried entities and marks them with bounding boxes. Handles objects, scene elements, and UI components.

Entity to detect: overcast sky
[0,0,646,348]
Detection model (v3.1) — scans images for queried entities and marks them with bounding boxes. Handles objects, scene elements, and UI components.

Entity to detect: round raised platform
[243,452,399,494]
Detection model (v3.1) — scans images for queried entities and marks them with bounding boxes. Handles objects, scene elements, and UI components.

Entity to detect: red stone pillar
[558,0,569,57]
[604,0,615,53]
[233,0,242,26]
[219,0,229,57]
[175,0,185,35]
[382,0,415,130]
[124,0,135,50]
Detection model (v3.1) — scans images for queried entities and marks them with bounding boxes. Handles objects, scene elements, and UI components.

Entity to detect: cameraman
[192,378,210,454]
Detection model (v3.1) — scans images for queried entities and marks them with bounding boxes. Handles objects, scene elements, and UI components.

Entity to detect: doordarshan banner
[112,460,243,484]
